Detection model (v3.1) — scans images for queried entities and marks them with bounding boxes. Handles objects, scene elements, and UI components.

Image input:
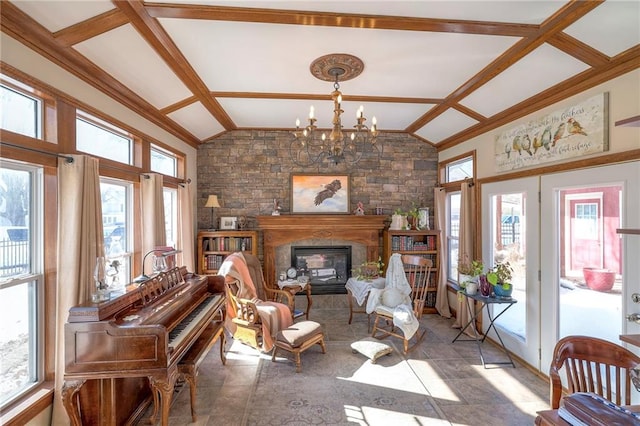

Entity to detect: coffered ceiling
[2,1,639,149]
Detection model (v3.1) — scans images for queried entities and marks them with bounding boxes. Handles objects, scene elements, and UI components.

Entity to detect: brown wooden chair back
[401,254,433,320]
[549,335,640,409]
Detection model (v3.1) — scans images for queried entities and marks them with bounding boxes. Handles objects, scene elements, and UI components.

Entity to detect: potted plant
[457,256,484,288]
[390,208,407,230]
[352,257,385,281]
[486,261,514,298]
[407,203,420,230]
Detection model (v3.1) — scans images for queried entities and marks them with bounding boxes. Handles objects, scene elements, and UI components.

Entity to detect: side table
[345,277,385,331]
[277,279,312,320]
[452,285,517,368]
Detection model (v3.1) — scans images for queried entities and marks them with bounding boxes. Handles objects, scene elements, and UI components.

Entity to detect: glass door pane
[540,161,640,378]
[482,177,540,368]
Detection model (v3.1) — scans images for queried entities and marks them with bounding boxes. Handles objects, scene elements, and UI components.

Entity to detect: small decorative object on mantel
[353,201,365,215]
[272,199,281,216]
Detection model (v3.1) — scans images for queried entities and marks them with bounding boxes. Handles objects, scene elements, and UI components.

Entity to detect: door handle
[627,313,640,323]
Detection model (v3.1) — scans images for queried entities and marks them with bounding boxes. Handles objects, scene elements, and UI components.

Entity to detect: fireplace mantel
[257,215,387,284]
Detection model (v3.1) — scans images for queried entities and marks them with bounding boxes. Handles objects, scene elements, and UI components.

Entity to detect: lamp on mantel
[204,195,221,230]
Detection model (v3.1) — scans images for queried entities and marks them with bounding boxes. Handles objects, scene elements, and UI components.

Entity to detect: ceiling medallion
[309,53,364,82]
[291,54,380,167]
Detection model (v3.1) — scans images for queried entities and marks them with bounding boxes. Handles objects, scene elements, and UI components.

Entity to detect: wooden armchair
[220,253,293,352]
[549,335,640,409]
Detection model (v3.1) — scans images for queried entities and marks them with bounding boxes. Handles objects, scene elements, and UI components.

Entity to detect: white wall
[439,69,640,178]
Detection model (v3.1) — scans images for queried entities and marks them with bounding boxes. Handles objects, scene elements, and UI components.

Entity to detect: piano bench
[178,321,226,422]
[271,321,326,373]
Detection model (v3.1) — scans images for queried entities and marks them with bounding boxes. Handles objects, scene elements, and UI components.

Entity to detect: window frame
[1,79,43,140]
[76,111,134,166]
[0,160,45,409]
[438,151,476,284]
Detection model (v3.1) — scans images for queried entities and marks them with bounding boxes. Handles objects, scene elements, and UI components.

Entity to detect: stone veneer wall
[197,130,438,255]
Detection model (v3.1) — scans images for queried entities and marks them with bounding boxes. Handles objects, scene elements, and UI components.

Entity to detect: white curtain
[52,154,103,425]
[141,173,166,273]
[433,188,452,318]
[177,181,195,272]
[452,181,476,336]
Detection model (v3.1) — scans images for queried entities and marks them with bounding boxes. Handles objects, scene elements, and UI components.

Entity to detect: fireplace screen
[291,246,351,294]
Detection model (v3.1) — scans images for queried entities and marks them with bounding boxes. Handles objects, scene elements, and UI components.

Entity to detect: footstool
[351,337,393,364]
[271,320,326,372]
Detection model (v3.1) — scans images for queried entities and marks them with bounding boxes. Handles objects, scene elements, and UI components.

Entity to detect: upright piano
[62,266,225,426]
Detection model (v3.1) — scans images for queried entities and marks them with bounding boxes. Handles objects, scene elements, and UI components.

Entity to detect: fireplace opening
[291,246,351,295]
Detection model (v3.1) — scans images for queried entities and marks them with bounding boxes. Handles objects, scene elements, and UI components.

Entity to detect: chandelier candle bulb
[290,53,381,167]
[296,118,300,127]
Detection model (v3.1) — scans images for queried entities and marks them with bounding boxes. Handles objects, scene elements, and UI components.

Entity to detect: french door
[540,161,640,374]
[481,177,540,369]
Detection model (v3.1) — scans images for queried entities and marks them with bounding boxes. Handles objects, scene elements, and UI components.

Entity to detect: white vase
[390,214,405,230]
[466,282,479,295]
[458,273,476,288]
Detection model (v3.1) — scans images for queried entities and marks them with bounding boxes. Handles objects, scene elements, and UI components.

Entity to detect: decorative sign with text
[494,93,609,172]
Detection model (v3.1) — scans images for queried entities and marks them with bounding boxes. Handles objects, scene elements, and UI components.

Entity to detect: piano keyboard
[168,294,222,349]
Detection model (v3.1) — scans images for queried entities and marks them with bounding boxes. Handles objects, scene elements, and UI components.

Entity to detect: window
[575,203,598,239]
[445,156,473,183]
[447,192,461,280]
[0,161,43,408]
[439,153,475,283]
[77,112,132,165]
[0,80,41,139]
[151,145,177,177]
[163,188,177,248]
[101,179,132,289]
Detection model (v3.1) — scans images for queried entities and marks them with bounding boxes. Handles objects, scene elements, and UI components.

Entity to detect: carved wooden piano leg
[148,376,175,426]
[148,382,160,425]
[61,379,86,426]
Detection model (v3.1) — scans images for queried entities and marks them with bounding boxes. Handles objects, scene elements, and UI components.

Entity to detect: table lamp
[133,248,182,283]
[204,194,221,230]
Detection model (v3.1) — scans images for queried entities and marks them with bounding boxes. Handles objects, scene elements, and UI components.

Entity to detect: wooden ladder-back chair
[371,254,433,354]
[549,335,640,409]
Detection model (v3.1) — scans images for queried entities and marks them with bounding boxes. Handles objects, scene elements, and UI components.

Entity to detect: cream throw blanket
[366,253,419,340]
[218,252,292,352]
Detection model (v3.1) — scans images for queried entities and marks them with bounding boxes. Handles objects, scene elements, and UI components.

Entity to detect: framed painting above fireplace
[291,173,350,214]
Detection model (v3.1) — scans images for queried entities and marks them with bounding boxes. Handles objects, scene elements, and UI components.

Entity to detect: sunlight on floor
[337,359,431,395]
[345,405,450,425]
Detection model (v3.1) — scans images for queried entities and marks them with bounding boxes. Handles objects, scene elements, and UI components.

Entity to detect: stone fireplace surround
[257,215,387,294]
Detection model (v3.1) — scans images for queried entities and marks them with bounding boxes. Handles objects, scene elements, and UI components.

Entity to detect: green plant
[393,207,405,216]
[487,261,514,289]
[352,257,385,281]
[408,202,420,219]
[458,256,484,277]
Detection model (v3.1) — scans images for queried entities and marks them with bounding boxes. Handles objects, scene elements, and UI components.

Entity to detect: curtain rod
[2,142,191,185]
[1,142,73,163]
[141,173,191,186]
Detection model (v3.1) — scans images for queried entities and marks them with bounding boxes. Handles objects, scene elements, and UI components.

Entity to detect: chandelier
[291,54,380,166]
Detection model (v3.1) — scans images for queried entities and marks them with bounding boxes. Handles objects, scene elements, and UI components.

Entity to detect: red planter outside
[582,267,616,292]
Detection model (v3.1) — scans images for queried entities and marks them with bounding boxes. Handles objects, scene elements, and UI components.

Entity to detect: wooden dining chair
[371,254,432,354]
[549,335,640,409]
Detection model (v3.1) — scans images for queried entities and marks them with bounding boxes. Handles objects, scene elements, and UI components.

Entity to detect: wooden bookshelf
[197,230,258,275]
[383,229,440,313]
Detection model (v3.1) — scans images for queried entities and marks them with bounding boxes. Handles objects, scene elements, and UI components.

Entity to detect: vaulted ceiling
[2,1,639,150]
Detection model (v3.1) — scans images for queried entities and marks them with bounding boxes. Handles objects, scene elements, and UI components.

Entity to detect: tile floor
[152,295,551,425]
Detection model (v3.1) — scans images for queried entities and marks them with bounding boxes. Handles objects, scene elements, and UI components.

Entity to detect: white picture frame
[219,216,237,230]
